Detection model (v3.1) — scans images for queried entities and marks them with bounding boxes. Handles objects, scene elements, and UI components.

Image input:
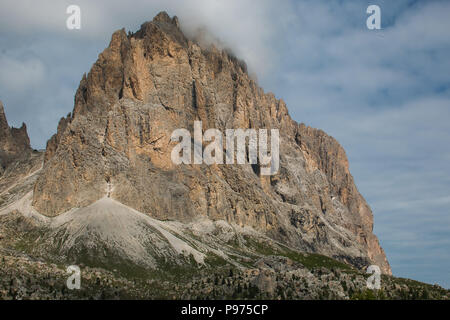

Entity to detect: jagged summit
[29,12,390,274]
[0,100,31,170]
[134,11,185,44]
[133,12,247,74]
[152,10,181,27]
[0,100,10,140]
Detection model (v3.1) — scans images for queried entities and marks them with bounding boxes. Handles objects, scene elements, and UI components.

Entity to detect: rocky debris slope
[2,248,448,300]
[180,256,449,300]
[0,194,351,277]
[1,218,449,300]
[1,208,449,300]
[0,248,147,300]
[31,11,390,274]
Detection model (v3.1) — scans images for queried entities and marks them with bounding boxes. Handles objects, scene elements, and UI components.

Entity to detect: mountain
[32,11,389,274]
[1,12,449,300]
[0,100,31,169]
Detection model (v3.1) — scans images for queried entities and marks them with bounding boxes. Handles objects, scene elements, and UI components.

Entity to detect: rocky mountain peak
[0,100,31,169]
[153,10,180,27]
[0,100,8,134]
[32,12,391,274]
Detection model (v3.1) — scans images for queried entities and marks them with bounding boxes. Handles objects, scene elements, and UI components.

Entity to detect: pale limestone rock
[32,12,391,274]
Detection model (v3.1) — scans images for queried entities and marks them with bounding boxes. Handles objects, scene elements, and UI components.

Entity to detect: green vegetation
[204,253,229,268]
[242,235,353,271]
[351,289,387,300]
[281,248,353,271]
[2,211,449,300]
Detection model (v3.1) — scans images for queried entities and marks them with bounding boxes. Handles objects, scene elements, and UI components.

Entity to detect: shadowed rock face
[0,100,32,171]
[32,11,391,274]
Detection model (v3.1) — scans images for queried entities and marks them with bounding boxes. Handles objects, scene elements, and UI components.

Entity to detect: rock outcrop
[0,101,42,209]
[0,100,32,171]
[32,12,391,274]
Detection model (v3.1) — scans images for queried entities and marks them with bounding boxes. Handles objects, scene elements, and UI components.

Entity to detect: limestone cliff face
[0,100,31,170]
[32,12,391,274]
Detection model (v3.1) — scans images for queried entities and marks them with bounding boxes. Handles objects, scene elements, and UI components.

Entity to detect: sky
[0,0,449,288]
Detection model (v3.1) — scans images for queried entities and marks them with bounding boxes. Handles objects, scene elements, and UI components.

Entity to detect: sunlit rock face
[32,11,391,274]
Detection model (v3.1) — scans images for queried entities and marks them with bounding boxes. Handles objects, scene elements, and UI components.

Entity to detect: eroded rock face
[0,100,32,171]
[32,12,391,274]
[0,101,42,209]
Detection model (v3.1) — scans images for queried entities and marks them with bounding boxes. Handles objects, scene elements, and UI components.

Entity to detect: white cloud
[0,0,291,76]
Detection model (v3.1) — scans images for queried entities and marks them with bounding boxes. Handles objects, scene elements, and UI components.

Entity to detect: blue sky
[0,0,449,288]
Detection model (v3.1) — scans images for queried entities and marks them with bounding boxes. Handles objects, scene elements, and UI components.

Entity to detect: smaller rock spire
[152,11,181,29]
[0,100,5,119]
[152,11,172,24]
[0,100,10,136]
[0,100,31,157]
